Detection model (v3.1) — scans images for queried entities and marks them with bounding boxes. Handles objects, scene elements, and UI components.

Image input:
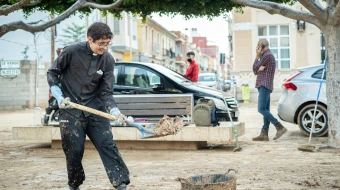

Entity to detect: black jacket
[47,41,116,117]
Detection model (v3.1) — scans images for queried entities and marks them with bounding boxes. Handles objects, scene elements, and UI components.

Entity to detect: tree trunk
[324,26,340,147]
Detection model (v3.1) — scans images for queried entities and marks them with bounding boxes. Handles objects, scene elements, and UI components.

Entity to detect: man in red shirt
[185,51,199,82]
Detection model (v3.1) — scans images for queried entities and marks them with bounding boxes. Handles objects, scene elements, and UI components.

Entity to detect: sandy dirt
[1,103,340,190]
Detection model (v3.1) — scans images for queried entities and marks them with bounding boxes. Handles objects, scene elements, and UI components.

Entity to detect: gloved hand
[110,107,124,126]
[112,116,134,126]
[110,107,121,116]
[50,85,71,108]
[110,107,133,126]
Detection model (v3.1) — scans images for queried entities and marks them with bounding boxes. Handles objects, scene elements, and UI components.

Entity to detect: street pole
[129,13,133,61]
[50,14,55,65]
[85,14,88,36]
[234,83,236,99]
[34,33,39,107]
[33,33,41,125]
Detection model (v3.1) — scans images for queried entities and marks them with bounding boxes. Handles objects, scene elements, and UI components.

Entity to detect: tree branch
[0,0,125,38]
[330,0,340,24]
[0,0,30,16]
[25,0,42,7]
[83,0,124,9]
[231,0,322,29]
[298,0,327,22]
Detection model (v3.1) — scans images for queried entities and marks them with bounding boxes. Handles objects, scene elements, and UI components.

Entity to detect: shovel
[60,101,162,139]
[298,57,327,152]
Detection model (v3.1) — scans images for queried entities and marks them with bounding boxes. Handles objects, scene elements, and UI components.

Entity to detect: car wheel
[53,109,60,122]
[41,115,49,126]
[297,104,328,137]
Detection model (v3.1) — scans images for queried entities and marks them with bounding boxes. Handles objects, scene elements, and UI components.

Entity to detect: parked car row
[278,65,327,137]
[43,62,239,126]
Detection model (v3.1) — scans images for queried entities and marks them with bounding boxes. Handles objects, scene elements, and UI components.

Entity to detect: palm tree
[60,22,86,46]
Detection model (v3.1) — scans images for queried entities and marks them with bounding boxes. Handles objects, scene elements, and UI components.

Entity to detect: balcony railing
[164,49,176,59]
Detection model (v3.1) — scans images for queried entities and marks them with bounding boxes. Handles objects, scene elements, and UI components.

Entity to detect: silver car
[198,73,218,89]
[277,65,327,137]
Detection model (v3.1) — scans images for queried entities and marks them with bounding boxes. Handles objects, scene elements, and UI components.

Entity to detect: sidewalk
[0,103,328,145]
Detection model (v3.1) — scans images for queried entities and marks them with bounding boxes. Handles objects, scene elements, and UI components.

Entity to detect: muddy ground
[1,103,340,190]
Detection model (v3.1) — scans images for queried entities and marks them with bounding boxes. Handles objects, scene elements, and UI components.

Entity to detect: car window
[147,64,189,82]
[312,68,326,80]
[149,73,161,86]
[124,66,161,88]
[113,65,119,85]
[198,75,216,82]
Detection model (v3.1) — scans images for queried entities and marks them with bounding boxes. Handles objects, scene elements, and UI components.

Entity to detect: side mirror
[152,84,164,91]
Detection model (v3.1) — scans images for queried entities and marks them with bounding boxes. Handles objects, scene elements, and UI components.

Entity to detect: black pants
[59,109,130,188]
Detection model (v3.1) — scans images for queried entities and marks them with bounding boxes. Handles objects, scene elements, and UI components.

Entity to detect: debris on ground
[153,115,184,136]
[119,114,185,137]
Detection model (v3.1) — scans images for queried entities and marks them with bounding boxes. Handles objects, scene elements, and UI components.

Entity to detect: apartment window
[175,44,181,56]
[258,25,290,69]
[113,19,120,34]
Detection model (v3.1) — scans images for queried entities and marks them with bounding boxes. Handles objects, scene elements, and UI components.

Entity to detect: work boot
[252,129,269,141]
[115,183,127,190]
[69,186,80,190]
[273,122,288,140]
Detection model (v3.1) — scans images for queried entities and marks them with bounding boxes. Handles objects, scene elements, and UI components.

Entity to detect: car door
[119,64,167,95]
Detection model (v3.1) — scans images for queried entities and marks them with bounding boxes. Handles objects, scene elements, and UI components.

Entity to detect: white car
[277,65,327,137]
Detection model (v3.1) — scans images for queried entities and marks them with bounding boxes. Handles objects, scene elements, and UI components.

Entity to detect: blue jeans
[258,86,279,130]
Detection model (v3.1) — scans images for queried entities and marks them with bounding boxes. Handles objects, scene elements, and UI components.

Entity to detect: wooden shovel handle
[61,102,117,121]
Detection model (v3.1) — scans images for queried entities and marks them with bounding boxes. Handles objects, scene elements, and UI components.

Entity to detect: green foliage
[60,22,86,46]
[0,0,298,21]
[21,45,29,60]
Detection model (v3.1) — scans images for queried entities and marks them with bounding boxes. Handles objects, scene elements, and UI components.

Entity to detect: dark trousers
[257,86,279,130]
[59,110,130,188]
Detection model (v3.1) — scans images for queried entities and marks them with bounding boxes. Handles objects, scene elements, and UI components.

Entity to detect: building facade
[98,12,139,62]
[190,29,226,79]
[173,31,189,74]
[137,18,182,72]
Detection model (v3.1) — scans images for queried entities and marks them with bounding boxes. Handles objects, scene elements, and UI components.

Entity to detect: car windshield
[148,64,191,83]
[198,75,216,82]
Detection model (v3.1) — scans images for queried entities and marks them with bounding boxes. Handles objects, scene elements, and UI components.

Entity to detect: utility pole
[85,15,89,36]
[129,13,133,61]
[33,33,41,125]
[50,14,55,65]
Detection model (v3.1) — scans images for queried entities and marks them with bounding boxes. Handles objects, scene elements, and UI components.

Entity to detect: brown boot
[273,122,288,140]
[252,129,269,141]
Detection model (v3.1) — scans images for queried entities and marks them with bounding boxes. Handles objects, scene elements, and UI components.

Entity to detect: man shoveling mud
[47,22,129,190]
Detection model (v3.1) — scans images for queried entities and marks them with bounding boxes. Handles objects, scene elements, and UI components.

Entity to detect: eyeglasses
[96,42,113,49]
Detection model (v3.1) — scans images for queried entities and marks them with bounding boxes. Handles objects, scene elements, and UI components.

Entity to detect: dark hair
[187,51,195,56]
[87,22,113,41]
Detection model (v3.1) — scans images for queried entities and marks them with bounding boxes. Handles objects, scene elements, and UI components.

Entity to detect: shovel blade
[127,121,163,139]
